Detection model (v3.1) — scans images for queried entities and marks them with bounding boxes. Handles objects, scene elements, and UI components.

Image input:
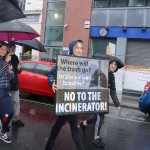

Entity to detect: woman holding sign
[45,40,85,150]
[79,57,124,147]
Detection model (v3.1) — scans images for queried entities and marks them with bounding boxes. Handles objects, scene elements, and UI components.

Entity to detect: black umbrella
[93,52,124,69]
[0,20,39,41]
[0,0,26,23]
[15,39,46,52]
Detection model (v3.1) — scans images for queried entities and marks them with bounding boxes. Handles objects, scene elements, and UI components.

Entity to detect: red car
[18,60,55,98]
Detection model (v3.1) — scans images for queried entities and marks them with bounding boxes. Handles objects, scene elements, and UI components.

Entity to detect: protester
[0,41,14,143]
[45,40,85,150]
[8,42,25,127]
[79,58,124,147]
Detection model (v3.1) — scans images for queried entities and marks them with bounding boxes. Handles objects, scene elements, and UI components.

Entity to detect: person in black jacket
[45,40,85,150]
[79,59,123,147]
[8,42,24,127]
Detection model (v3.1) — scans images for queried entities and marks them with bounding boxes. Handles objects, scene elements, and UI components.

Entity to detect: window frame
[21,62,35,73]
[35,63,51,76]
[44,0,66,47]
[93,0,149,8]
[17,0,26,11]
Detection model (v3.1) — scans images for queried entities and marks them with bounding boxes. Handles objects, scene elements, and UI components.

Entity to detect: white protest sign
[55,55,109,115]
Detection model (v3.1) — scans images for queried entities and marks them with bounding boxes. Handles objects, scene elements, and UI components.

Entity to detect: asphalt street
[0,94,150,150]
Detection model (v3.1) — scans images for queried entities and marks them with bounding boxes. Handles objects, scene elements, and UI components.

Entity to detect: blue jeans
[0,88,14,133]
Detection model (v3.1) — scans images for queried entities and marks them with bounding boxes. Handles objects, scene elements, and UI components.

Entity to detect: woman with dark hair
[80,59,123,147]
[0,42,14,144]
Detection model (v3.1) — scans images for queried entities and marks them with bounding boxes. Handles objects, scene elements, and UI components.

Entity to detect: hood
[69,39,82,56]
[92,53,124,72]
[109,57,124,70]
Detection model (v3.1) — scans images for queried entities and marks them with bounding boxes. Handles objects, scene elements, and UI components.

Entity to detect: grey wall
[91,7,150,27]
[116,38,127,63]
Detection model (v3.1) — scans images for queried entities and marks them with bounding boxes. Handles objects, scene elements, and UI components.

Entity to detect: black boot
[93,138,105,147]
[45,141,55,150]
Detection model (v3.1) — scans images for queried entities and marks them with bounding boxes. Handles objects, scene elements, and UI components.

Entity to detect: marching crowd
[0,39,124,150]
[45,39,123,150]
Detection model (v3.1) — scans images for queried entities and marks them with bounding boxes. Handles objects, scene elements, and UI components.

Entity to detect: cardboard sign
[55,55,109,115]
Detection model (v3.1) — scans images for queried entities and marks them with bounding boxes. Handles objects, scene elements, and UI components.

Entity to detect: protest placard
[55,55,109,115]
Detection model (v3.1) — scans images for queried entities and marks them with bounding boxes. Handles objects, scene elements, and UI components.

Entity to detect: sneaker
[79,122,86,135]
[12,119,25,127]
[0,132,11,144]
[93,138,105,147]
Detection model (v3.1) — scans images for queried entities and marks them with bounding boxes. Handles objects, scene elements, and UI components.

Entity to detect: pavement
[109,91,141,110]
[0,92,144,150]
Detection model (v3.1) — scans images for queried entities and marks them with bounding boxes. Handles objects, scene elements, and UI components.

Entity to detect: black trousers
[46,115,85,150]
[86,113,105,137]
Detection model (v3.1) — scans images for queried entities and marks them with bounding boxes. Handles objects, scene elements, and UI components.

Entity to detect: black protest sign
[55,55,109,115]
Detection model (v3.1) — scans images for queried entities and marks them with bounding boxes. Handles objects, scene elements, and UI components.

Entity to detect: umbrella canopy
[0,20,39,41]
[93,52,124,69]
[0,0,26,23]
[15,39,46,52]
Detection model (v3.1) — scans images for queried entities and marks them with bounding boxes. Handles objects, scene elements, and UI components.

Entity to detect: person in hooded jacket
[79,59,123,147]
[45,40,85,150]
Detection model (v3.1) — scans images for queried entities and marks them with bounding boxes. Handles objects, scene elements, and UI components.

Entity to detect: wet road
[0,94,150,150]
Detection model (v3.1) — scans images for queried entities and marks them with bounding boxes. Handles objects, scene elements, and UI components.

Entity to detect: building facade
[41,0,150,68]
[90,0,150,92]
[16,0,43,60]
[41,0,92,61]
[18,0,150,92]
[90,0,150,68]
